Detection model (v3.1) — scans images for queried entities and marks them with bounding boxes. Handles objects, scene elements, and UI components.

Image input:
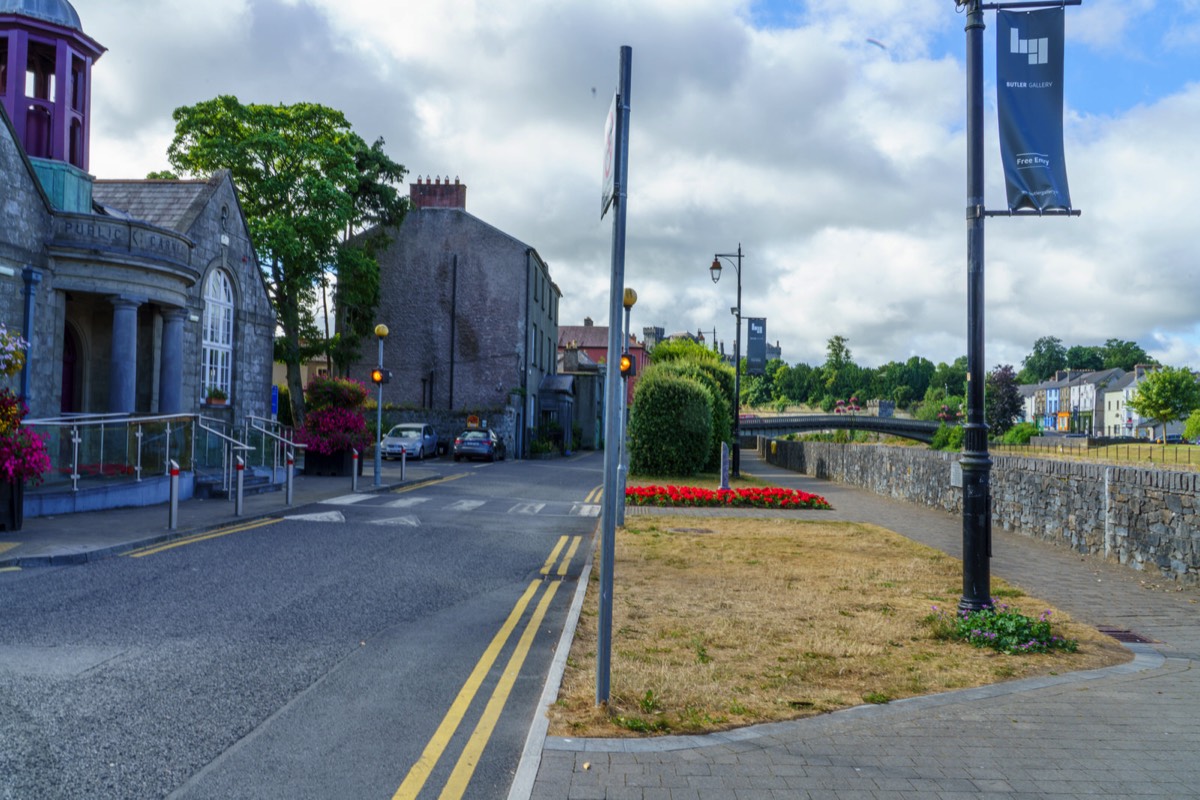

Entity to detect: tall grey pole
[960,0,991,611]
[597,45,632,706]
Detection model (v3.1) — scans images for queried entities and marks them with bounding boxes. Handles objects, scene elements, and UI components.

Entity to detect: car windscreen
[390,426,422,436]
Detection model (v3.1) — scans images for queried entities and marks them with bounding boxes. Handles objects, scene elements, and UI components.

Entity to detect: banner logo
[1010,28,1050,65]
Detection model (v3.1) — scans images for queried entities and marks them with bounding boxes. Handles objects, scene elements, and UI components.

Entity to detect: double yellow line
[392,535,581,800]
[584,484,603,504]
[124,518,281,558]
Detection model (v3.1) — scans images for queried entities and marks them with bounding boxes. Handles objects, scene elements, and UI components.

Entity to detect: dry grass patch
[548,516,1131,737]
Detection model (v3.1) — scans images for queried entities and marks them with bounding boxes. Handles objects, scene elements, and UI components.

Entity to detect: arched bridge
[738,414,941,444]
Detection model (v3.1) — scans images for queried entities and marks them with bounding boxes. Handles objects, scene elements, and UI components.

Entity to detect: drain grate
[1098,627,1155,643]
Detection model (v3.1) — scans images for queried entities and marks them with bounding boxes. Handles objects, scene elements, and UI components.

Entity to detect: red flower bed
[625,484,831,510]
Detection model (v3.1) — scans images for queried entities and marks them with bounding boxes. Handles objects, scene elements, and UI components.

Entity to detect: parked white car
[381,423,438,460]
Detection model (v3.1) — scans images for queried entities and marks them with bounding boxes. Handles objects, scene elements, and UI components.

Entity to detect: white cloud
[68,0,1200,372]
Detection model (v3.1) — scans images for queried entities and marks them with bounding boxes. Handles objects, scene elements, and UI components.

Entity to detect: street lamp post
[373,324,388,487]
[710,244,743,477]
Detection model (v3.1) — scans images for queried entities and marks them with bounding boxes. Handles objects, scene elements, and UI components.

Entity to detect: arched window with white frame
[203,270,234,400]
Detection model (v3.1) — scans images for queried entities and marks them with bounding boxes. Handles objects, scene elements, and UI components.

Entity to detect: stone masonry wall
[761,439,1200,584]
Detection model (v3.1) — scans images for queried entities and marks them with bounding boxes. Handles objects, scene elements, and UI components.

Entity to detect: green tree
[985,364,1023,436]
[1128,367,1200,442]
[328,135,409,375]
[1184,409,1200,444]
[145,169,178,179]
[1101,339,1152,372]
[1018,336,1066,383]
[931,356,968,399]
[650,338,720,365]
[1065,345,1103,371]
[167,95,405,426]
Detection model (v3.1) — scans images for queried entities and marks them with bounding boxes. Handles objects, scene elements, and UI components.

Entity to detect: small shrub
[925,601,1078,655]
[1001,421,1040,446]
[930,423,964,451]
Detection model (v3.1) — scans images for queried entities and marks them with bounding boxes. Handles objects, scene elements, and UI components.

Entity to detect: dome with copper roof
[0,0,82,31]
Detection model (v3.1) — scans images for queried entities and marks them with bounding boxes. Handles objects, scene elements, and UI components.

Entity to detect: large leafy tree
[1018,336,1067,383]
[984,364,1023,435]
[1101,338,1152,372]
[1065,345,1103,371]
[328,135,409,375]
[1128,366,1200,442]
[167,95,406,426]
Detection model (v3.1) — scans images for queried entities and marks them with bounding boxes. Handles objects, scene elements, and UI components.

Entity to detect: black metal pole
[733,245,742,478]
[960,0,992,612]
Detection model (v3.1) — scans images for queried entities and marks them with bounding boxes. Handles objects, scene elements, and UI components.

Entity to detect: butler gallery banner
[997,8,1071,211]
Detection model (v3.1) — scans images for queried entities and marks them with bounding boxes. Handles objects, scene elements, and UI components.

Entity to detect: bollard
[400,446,406,482]
[351,448,359,493]
[235,456,245,516]
[286,449,295,506]
[168,459,180,530]
[616,461,626,526]
[720,441,729,491]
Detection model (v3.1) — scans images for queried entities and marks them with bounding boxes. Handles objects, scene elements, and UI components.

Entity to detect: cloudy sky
[72,0,1200,370]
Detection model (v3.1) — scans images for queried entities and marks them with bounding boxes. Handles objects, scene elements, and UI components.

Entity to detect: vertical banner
[600,93,617,219]
[746,318,766,376]
[997,8,1071,211]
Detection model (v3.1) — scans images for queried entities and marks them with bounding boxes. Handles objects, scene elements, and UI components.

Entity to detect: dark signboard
[746,318,766,376]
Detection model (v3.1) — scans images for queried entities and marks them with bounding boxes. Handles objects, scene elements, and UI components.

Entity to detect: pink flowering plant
[626,484,831,510]
[0,326,50,485]
[925,600,1078,655]
[296,376,372,455]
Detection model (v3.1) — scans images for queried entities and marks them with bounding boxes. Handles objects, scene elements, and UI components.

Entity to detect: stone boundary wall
[760,439,1200,584]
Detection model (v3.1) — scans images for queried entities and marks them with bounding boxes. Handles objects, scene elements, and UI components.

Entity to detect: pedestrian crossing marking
[369,515,421,527]
[284,510,347,523]
[320,494,372,506]
[570,504,601,517]
[445,500,486,512]
[508,502,546,515]
[384,497,431,509]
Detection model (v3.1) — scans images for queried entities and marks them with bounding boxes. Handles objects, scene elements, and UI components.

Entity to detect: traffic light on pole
[371,368,391,385]
[619,351,635,378]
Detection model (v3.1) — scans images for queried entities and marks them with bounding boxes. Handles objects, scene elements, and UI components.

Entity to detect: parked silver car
[381,423,438,460]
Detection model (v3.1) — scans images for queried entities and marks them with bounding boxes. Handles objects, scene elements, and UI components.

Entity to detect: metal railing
[195,415,254,497]
[991,439,1200,471]
[247,414,305,484]
[24,412,196,491]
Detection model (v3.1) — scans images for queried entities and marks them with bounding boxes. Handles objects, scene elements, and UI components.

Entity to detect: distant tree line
[723,334,1158,438]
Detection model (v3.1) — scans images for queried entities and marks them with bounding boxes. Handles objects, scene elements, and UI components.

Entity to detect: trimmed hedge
[653,360,733,470]
[628,367,713,476]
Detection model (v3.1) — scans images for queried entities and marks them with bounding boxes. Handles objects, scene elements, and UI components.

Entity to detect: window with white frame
[203,270,234,399]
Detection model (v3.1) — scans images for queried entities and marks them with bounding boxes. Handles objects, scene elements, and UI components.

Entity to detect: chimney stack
[411,175,467,210]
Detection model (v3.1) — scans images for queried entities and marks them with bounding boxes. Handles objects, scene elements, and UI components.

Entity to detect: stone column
[20,267,42,404]
[158,308,186,414]
[108,296,143,414]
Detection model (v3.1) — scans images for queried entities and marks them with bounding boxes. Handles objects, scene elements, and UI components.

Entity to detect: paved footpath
[526,450,1200,800]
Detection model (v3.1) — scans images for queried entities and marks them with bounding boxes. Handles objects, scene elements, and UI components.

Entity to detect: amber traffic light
[371,368,391,385]
[619,352,635,378]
